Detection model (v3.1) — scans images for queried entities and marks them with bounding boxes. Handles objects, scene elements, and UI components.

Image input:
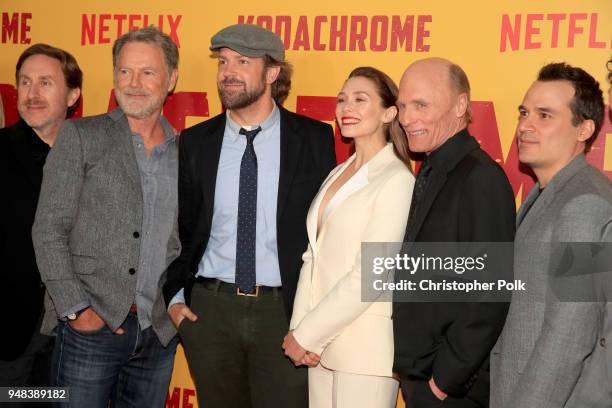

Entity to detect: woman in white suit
[282,67,415,407]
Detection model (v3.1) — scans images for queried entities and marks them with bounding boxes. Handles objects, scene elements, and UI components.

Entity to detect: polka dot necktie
[235,127,262,293]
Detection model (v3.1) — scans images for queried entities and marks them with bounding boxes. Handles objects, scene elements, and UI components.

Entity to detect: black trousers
[179,281,308,408]
[400,378,486,408]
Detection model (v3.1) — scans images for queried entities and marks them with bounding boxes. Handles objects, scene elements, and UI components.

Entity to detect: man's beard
[115,87,166,120]
[218,73,267,110]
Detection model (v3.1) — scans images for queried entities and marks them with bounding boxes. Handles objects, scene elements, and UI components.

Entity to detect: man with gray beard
[33,27,180,407]
[163,23,336,408]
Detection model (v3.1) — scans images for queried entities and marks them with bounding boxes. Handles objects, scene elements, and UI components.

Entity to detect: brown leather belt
[195,277,281,298]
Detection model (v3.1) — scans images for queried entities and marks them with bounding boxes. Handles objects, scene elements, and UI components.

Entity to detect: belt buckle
[236,286,259,297]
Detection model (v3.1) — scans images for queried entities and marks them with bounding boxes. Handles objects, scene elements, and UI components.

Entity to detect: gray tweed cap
[210,24,285,61]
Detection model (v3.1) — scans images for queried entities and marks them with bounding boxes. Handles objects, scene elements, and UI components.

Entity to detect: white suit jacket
[290,143,414,377]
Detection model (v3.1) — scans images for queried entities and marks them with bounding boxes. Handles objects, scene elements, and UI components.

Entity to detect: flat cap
[210,24,285,62]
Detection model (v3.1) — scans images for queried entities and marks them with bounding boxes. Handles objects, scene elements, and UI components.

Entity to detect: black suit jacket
[393,129,516,398]
[0,120,49,361]
[163,107,336,319]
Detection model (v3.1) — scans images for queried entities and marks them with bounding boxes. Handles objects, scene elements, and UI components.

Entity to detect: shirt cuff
[167,288,185,311]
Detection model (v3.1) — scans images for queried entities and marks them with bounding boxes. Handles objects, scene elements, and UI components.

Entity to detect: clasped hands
[282,330,320,367]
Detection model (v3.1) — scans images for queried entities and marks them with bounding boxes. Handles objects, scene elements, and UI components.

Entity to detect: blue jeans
[51,312,178,408]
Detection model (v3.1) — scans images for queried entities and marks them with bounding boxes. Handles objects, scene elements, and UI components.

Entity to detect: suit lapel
[309,155,354,245]
[107,109,142,196]
[305,199,318,256]
[306,165,338,249]
[516,185,541,228]
[277,108,303,222]
[201,117,226,227]
[406,170,448,242]
[404,130,479,243]
[516,155,587,240]
[314,145,393,244]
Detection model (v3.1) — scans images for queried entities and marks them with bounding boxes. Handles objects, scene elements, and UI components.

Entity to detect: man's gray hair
[112,26,179,73]
[449,63,472,124]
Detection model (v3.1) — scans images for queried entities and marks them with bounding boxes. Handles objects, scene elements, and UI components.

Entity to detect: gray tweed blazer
[32,108,180,346]
[490,154,612,407]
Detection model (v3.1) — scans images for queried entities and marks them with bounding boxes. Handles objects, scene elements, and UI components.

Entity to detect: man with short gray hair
[33,26,180,407]
[393,58,515,407]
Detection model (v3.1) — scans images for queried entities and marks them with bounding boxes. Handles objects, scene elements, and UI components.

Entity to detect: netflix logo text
[81,14,182,46]
[500,12,608,52]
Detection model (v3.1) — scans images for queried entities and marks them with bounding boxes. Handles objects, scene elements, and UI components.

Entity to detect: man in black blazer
[0,44,81,390]
[393,58,515,407]
[163,24,335,408]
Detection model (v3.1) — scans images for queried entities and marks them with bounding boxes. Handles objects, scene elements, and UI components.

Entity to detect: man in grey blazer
[490,63,612,407]
[32,27,180,407]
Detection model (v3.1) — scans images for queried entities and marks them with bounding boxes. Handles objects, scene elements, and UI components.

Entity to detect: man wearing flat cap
[163,23,336,407]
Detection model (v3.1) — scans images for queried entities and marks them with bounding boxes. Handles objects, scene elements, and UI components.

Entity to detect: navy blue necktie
[235,127,262,293]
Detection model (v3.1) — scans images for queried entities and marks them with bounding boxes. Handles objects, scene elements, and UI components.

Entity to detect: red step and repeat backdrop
[1,1,610,406]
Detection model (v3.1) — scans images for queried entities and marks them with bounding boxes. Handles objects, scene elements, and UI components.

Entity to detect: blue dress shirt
[170,103,282,306]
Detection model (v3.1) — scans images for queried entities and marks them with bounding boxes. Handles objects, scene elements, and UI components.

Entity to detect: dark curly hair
[537,62,604,151]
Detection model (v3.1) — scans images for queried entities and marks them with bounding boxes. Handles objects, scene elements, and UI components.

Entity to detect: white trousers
[308,364,399,408]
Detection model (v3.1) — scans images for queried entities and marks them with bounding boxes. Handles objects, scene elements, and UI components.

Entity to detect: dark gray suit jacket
[32,108,180,346]
[491,154,612,407]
